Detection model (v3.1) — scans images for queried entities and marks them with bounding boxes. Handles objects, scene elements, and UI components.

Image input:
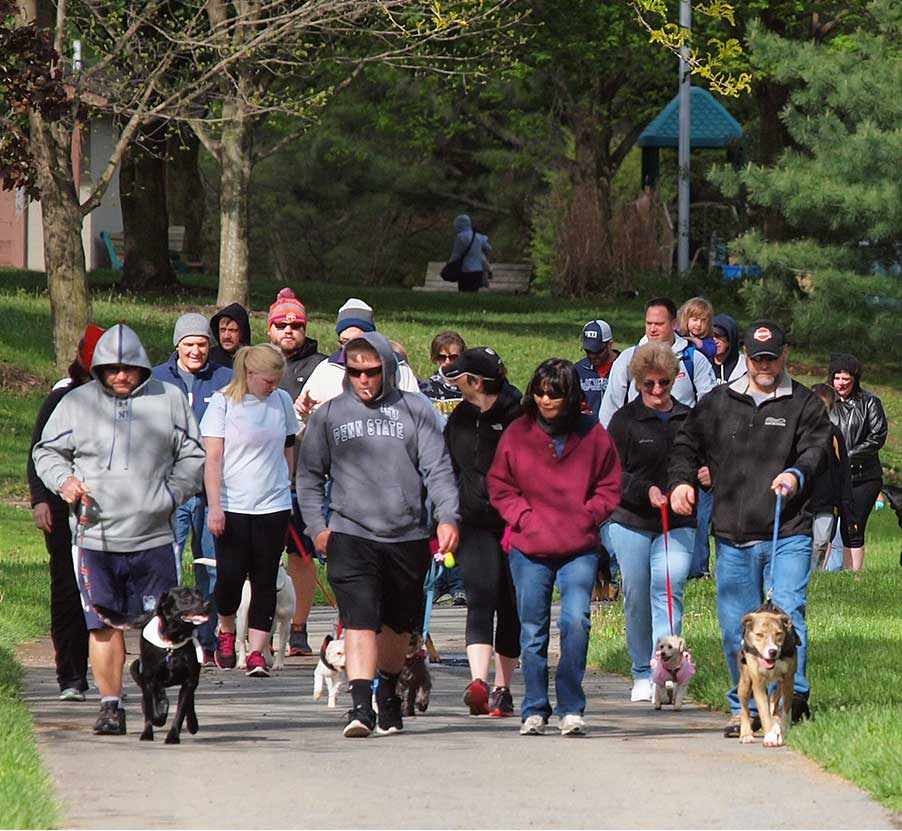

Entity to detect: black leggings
[214,511,290,631]
[457,525,520,658]
[848,478,883,548]
[45,500,89,691]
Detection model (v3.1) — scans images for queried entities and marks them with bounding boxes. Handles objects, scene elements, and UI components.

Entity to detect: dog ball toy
[443,552,456,569]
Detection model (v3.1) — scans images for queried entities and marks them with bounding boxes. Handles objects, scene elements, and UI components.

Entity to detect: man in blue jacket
[153,313,232,659]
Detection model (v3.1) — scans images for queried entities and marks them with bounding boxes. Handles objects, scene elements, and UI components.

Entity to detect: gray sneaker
[59,687,86,702]
[520,714,546,736]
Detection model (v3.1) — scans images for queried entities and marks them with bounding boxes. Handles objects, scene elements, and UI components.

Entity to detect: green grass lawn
[589,508,902,812]
[0,271,900,823]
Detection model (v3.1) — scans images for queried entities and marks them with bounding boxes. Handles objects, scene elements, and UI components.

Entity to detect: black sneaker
[452,591,467,606]
[376,694,404,735]
[791,695,811,724]
[288,624,313,657]
[343,704,376,738]
[93,701,126,735]
[488,686,515,718]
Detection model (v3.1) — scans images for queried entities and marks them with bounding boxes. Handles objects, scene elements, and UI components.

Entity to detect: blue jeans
[715,535,812,714]
[175,496,217,652]
[508,548,599,721]
[826,521,844,572]
[690,489,713,577]
[606,523,694,679]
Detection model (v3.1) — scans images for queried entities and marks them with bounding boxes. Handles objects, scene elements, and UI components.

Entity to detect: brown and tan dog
[738,603,800,747]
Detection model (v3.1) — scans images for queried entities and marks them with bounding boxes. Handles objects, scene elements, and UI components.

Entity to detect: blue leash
[421,559,444,642]
[767,489,784,603]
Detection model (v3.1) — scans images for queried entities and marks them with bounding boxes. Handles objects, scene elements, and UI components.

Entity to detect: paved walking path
[20,605,898,829]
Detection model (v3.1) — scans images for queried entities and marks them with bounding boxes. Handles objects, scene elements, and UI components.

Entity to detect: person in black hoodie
[605,342,696,704]
[828,352,888,572]
[441,347,522,718]
[209,302,251,368]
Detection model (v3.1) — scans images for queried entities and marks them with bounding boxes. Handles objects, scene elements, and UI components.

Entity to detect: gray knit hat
[335,297,376,335]
[173,312,213,346]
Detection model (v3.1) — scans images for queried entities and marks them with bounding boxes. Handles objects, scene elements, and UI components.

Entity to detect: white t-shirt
[200,389,299,514]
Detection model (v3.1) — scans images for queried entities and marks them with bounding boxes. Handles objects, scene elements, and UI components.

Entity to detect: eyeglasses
[346,365,383,378]
[437,353,460,363]
[641,378,672,391]
[273,321,304,331]
[534,389,564,400]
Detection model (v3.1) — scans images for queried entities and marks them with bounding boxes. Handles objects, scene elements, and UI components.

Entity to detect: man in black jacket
[209,303,251,368]
[668,320,831,737]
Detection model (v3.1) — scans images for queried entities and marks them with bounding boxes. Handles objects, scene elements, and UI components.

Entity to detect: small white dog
[650,634,696,710]
[313,635,347,708]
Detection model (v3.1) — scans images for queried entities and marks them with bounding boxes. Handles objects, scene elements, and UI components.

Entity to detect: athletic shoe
[376,694,404,735]
[791,695,811,723]
[630,678,653,702]
[202,650,216,668]
[520,714,546,736]
[215,630,237,670]
[93,701,126,736]
[452,591,468,606]
[343,704,376,738]
[723,713,762,738]
[288,624,313,657]
[560,714,587,737]
[463,678,490,715]
[488,686,515,717]
[59,687,85,702]
[434,593,452,605]
[245,651,270,678]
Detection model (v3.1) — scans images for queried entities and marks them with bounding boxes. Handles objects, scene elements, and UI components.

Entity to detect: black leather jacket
[830,388,887,482]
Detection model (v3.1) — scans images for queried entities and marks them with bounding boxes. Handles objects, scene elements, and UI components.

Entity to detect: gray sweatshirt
[32,324,205,552]
[297,331,459,543]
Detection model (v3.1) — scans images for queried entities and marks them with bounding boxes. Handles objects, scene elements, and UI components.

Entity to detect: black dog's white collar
[142,616,204,663]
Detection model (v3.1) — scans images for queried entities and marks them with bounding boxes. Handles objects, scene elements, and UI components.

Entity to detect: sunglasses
[103,365,137,375]
[346,365,383,378]
[534,389,564,400]
[273,321,304,331]
[641,378,672,391]
[437,353,460,363]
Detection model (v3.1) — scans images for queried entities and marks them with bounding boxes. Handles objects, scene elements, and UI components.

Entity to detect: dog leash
[766,489,784,603]
[421,558,444,643]
[659,499,675,637]
[285,522,338,611]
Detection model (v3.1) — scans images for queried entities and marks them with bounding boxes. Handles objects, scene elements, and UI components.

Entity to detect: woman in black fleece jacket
[442,347,522,718]
[604,342,696,703]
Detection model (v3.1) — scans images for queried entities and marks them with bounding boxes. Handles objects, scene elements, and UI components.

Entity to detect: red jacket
[487,414,621,558]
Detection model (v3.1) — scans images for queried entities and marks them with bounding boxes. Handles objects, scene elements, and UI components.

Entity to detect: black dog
[98,586,210,744]
[397,634,432,717]
[880,484,902,567]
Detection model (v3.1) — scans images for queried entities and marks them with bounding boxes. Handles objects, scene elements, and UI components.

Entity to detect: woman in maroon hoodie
[488,359,621,737]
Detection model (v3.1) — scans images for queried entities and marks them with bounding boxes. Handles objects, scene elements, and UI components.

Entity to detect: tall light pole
[677,0,691,273]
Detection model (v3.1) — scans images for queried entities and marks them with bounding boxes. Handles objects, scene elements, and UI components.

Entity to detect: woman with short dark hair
[488,358,621,736]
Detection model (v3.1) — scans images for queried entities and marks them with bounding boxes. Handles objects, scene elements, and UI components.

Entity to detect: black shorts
[326,532,430,633]
[285,492,315,558]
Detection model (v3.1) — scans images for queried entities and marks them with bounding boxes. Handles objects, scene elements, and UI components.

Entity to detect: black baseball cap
[440,347,505,382]
[743,320,786,358]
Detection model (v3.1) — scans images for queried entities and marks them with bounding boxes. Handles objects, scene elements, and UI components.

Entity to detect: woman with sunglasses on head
[603,342,697,703]
[487,359,621,737]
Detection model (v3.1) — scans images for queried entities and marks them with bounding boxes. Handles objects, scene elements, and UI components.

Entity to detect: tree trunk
[216,95,253,308]
[166,129,206,263]
[120,121,177,291]
[756,79,791,242]
[29,112,92,372]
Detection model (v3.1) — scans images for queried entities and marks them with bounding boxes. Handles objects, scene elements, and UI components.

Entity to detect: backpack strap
[681,345,698,404]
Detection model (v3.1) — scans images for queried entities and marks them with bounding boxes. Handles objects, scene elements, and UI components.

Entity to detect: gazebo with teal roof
[638,86,743,188]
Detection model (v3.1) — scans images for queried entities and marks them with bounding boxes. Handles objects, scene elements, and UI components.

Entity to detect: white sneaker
[520,714,546,735]
[560,714,587,737]
[630,678,653,702]
[59,687,85,702]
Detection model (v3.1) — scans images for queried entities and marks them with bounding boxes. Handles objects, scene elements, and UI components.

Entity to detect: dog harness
[141,616,204,665]
[650,651,696,687]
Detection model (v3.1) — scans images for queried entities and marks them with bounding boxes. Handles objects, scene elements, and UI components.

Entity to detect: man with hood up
[33,324,205,736]
[210,302,251,368]
[709,313,747,385]
[449,214,492,293]
[298,332,459,739]
[599,296,716,428]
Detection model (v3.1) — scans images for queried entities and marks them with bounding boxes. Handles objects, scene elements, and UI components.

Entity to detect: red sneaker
[215,630,237,670]
[488,686,515,717]
[463,679,490,715]
[245,651,270,678]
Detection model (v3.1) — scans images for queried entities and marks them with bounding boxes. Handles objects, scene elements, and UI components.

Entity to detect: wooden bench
[99,226,205,273]
[415,261,532,293]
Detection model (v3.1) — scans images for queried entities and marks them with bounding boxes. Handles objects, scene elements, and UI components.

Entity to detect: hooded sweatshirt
[709,313,747,385]
[450,214,491,274]
[598,333,717,427]
[32,324,205,552]
[209,303,252,368]
[297,332,459,543]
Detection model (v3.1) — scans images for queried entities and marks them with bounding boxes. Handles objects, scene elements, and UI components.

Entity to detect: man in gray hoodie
[33,324,205,736]
[298,332,459,739]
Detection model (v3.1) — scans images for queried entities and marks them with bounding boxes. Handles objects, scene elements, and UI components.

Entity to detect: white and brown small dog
[313,634,347,707]
[650,635,696,710]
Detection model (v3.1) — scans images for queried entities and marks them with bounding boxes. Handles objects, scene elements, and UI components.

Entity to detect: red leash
[285,522,341,638]
[659,498,675,637]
